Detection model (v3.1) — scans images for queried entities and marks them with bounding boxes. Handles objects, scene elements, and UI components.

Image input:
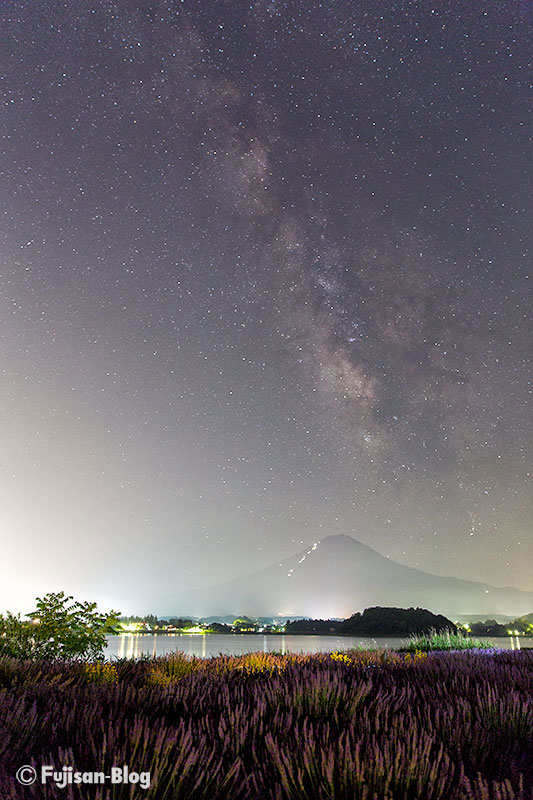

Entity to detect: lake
[104,633,531,660]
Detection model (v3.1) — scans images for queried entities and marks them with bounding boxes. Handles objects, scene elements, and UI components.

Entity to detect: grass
[0,648,531,799]
[399,628,494,652]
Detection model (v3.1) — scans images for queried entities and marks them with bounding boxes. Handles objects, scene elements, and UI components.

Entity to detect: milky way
[0,0,531,612]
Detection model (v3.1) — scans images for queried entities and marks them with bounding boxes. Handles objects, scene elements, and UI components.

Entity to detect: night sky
[1,0,531,614]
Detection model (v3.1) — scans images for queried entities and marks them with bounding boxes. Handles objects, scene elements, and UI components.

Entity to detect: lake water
[104,633,531,660]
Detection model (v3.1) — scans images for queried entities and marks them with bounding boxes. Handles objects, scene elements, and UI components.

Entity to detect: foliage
[0,649,530,798]
[399,629,492,652]
[84,662,119,685]
[330,648,428,667]
[0,611,40,659]
[0,592,120,660]
[468,620,509,636]
[468,618,533,637]
[285,606,457,635]
[208,621,233,633]
[168,617,195,628]
[148,652,204,685]
[285,618,339,633]
[340,606,457,635]
[231,617,259,632]
[148,651,303,684]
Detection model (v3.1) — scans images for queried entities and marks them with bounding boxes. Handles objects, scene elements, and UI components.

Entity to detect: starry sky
[1,0,531,614]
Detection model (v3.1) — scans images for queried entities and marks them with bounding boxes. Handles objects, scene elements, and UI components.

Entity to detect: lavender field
[0,649,531,799]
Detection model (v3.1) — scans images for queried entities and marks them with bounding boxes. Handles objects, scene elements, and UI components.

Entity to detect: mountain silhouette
[160,534,533,619]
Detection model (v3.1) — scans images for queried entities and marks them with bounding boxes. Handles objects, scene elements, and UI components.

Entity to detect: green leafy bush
[0,592,119,660]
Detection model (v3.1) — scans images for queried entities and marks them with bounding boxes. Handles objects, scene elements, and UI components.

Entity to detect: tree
[340,606,456,636]
[209,622,232,633]
[0,591,120,660]
[285,618,341,634]
[168,618,194,629]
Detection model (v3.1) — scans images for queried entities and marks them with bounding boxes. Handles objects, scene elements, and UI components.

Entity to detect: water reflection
[106,634,532,660]
[116,632,211,659]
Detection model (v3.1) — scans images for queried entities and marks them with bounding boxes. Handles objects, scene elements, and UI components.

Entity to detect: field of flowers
[0,648,531,799]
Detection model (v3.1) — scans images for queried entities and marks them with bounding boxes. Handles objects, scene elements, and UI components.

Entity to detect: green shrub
[399,628,492,652]
[0,592,119,660]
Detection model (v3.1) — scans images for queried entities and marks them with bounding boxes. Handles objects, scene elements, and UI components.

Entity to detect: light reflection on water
[105,634,532,660]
